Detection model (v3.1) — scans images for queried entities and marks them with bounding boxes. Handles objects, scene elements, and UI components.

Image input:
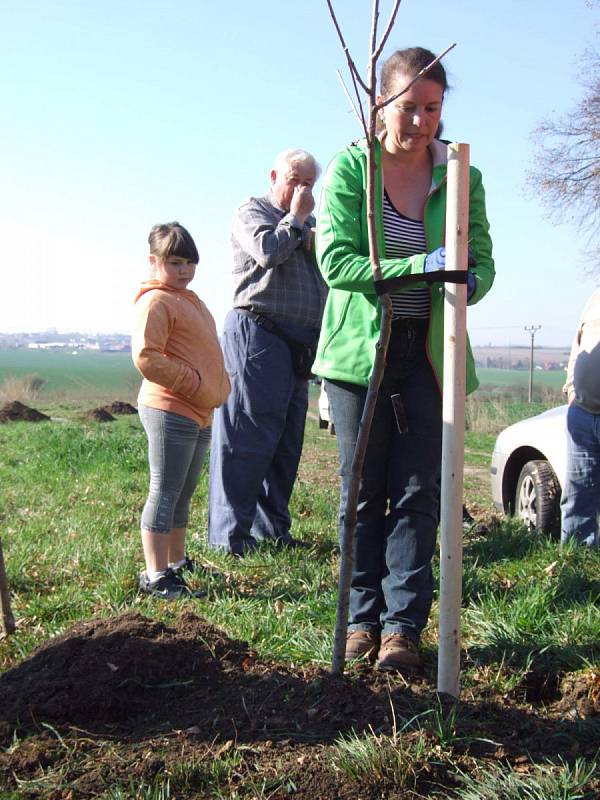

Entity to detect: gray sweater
[564,288,600,414]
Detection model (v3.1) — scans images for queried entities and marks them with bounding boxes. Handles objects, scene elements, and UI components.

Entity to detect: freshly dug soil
[103,401,138,415]
[83,407,115,422]
[0,400,50,423]
[0,612,598,799]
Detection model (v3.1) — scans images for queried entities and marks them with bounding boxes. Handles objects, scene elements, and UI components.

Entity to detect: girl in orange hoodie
[132,222,230,599]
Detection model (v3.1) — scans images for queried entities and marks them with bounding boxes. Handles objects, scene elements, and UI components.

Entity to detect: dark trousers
[208,310,310,554]
[326,317,442,642]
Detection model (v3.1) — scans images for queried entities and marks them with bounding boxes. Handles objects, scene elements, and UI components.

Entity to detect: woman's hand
[424,246,446,272]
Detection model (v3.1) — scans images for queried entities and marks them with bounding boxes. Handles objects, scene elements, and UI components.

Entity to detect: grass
[1,394,599,798]
[451,754,599,800]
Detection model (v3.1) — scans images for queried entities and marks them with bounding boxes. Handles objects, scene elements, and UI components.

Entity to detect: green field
[0,348,140,396]
[0,349,566,400]
[477,367,565,392]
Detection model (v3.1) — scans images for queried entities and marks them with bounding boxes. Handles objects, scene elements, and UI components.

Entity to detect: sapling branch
[336,70,366,133]
[325,0,370,93]
[0,538,15,636]
[372,0,402,63]
[377,43,456,110]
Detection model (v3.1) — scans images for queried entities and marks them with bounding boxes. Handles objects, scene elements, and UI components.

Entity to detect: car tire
[318,415,328,430]
[515,459,560,535]
[328,421,336,436]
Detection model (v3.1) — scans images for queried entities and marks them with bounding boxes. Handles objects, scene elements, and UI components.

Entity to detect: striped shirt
[383,190,430,319]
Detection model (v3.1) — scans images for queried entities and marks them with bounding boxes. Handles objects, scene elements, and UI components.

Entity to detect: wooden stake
[0,537,15,636]
[437,142,470,698]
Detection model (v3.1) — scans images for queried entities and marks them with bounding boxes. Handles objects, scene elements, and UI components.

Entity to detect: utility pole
[524,325,541,402]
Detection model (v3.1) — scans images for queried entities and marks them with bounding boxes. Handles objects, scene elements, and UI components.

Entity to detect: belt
[236,307,275,330]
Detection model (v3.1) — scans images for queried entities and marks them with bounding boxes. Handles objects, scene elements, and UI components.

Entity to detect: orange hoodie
[132,280,230,427]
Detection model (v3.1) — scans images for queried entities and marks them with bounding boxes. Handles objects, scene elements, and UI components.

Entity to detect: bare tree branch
[0,538,15,636]
[373,0,402,63]
[325,0,370,93]
[377,42,456,110]
[336,70,367,133]
[528,47,600,257]
[369,0,380,60]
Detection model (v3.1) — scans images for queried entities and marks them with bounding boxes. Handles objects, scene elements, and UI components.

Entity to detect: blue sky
[1,0,597,347]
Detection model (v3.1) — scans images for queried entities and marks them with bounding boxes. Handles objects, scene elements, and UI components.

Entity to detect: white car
[490,405,568,534]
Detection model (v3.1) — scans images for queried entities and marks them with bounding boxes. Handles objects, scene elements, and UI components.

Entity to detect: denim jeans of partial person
[139,404,212,534]
[325,317,442,642]
[560,403,600,548]
[208,310,310,555]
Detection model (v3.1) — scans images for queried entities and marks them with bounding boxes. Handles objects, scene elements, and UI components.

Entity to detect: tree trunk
[0,537,15,636]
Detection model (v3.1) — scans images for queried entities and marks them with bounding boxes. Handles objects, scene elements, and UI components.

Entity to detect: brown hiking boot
[376,634,421,674]
[345,629,380,664]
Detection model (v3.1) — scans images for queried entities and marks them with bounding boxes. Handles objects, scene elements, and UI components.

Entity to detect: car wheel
[515,460,560,535]
[318,415,328,429]
[328,421,336,436]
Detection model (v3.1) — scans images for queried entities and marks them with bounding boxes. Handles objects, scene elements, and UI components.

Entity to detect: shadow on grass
[464,520,549,565]
[466,638,600,675]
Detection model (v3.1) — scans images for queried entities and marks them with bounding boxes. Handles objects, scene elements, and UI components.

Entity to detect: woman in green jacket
[314,47,494,673]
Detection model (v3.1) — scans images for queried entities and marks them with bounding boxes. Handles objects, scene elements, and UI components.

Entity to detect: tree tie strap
[374,269,468,296]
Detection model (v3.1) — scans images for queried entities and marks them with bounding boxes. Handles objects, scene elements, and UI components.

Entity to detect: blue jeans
[139,405,211,534]
[325,317,442,642]
[208,310,313,554]
[560,403,600,547]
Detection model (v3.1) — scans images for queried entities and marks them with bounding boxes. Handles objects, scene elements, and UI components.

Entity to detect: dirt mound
[84,407,115,422]
[0,400,50,423]
[103,401,138,415]
[0,611,386,745]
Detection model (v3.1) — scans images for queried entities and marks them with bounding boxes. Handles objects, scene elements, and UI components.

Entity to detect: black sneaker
[171,569,207,598]
[174,556,196,573]
[139,568,206,599]
[172,556,222,580]
[275,536,310,550]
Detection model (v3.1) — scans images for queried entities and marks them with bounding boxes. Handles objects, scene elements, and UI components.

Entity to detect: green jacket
[313,136,495,393]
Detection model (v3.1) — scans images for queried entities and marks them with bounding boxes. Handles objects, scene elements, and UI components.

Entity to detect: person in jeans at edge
[208,149,328,555]
[313,47,495,673]
[560,288,600,548]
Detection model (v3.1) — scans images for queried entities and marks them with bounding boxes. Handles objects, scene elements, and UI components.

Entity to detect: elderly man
[208,149,327,555]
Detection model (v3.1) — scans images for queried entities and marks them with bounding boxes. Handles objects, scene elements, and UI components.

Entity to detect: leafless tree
[528,18,600,258]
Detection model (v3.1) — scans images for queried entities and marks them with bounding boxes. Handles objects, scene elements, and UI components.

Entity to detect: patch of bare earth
[103,401,138,415]
[0,400,50,423]
[83,407,115,422]
[0,612,598,798]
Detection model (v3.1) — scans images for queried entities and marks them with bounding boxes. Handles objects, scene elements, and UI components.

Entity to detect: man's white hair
[273,148,321,179]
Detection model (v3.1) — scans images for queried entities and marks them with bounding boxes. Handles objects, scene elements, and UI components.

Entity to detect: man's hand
[290,185,315,226]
